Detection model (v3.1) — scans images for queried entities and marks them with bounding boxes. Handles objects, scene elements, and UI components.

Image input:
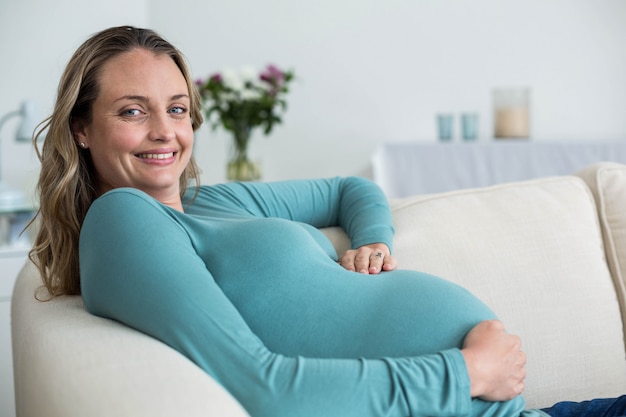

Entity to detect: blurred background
[1,0,626,201]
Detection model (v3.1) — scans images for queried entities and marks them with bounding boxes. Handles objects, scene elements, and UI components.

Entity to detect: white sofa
[12,161,626,417]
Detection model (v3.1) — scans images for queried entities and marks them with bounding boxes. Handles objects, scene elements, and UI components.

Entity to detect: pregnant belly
[218,263,497,359]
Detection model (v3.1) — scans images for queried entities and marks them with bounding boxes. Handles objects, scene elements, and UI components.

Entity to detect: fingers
[380,253,398,272]
[338,246,397,274]
[339,250,380,273]
[364,251,385,274]
[508,349,527,398]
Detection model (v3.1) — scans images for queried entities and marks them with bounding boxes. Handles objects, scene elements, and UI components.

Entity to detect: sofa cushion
[388,176,626,409]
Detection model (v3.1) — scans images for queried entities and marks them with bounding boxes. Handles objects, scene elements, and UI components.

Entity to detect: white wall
[2,0,626,194]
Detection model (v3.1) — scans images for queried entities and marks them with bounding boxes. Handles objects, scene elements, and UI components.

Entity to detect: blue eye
[169,106,187,114]
[122,108,141,116]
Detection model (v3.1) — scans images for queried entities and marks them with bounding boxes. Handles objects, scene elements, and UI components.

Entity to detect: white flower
[219,92,239,103]
[240,88,263,101]
[239,66,258,84]
[221,67,245,93]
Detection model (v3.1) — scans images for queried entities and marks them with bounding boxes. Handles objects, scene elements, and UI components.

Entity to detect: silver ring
[373,252,383,258]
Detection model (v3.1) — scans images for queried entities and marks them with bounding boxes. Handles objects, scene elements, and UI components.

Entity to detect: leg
[541,395,626,417]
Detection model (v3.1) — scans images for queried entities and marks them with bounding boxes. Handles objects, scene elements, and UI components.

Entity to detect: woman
[28,26,620,417]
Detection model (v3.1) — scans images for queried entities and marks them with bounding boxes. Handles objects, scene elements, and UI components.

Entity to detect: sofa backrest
[387,175,626,409]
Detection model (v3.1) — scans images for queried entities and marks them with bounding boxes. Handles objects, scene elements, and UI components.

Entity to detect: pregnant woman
[29,25,624,417]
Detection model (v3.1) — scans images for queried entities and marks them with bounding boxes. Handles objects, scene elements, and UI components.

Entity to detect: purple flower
[260,64,285,86]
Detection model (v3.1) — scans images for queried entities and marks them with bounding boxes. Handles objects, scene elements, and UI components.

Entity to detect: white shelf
[373,140,626,198]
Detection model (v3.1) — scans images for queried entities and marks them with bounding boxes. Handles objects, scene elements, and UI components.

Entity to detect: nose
[147,112,175,142]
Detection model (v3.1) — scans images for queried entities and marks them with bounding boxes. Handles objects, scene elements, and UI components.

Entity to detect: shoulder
[85,188,177,227]
[92,187,164,208]
[80,188,194,257]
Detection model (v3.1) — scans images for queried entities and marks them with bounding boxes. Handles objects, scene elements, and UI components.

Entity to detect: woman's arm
[80,189,472,417]
[188,177,393,247]
[188,177,398,274]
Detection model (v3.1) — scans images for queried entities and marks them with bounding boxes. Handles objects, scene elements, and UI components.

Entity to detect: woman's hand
[338,243,397,274]
[461,320,527,402]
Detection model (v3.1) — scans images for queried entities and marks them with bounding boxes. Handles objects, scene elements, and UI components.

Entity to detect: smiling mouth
[136,152,175,160]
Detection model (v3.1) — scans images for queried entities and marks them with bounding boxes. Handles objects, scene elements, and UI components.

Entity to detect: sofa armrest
[576,162,626,318]
[11,260,249,417]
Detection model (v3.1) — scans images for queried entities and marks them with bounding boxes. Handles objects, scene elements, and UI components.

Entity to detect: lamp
[0,99,41,211]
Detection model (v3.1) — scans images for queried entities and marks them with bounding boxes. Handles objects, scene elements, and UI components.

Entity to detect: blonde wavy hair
[29,26,203,296]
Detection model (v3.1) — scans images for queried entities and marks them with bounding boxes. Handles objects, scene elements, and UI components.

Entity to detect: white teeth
[138,152,174,159]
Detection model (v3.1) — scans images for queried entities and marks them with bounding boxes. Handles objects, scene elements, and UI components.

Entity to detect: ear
[72,118,89,148]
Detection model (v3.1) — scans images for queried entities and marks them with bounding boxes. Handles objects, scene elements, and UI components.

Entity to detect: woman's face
[73,48,194,208]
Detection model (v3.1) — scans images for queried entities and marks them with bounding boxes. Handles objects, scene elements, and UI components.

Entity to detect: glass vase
[227,126,261,182]
[493,87,530,139]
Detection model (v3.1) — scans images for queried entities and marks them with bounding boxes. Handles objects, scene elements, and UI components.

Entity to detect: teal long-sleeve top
[79,176,547,417]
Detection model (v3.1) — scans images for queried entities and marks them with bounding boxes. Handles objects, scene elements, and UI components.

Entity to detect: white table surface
[372,140,626,198]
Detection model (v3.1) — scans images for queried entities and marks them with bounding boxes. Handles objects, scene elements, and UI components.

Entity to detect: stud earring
[79,142,87,148]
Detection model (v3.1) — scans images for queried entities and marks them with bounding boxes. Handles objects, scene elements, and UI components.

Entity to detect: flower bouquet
[196,64,294,181]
